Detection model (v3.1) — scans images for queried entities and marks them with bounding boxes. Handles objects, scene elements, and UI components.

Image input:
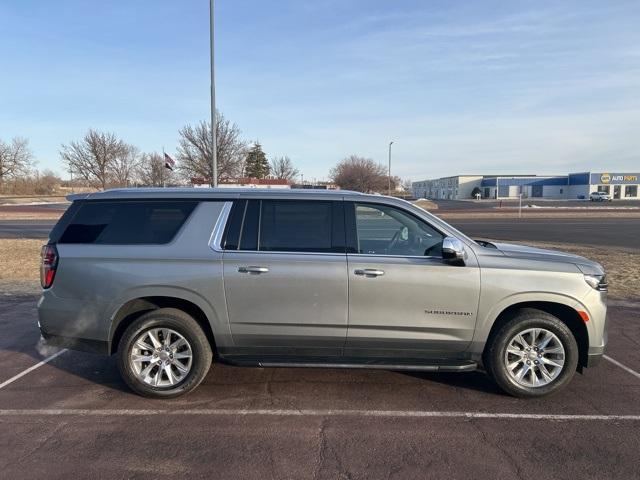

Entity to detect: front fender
[469,291,590,356]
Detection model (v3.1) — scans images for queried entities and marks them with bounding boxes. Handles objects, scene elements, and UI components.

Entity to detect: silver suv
[38,189,608,398]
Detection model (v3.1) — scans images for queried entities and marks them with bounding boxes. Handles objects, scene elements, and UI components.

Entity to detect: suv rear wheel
[117,308,213,398]
[484,309,579,398]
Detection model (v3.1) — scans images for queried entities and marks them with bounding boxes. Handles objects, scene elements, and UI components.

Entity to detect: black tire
[484,308,578,398]
[117,308,213,399]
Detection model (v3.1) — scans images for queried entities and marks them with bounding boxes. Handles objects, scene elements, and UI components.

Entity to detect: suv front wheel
[117,308,213,398]
[484,309,579,397]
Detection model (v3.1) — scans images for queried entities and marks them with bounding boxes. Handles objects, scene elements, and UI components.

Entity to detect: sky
[1,0,639,182]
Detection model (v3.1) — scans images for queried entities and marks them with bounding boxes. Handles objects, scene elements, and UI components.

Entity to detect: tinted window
[59,201,198,244]
[353,203,443,257]
[259,200,335,253]
[239,200,259,250]
[223,200,246,250]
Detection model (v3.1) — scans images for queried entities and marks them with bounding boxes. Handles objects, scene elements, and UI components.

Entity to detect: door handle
[238,266,269,274]
[354,268,385,277]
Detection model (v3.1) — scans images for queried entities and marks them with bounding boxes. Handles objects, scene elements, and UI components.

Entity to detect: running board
[257,361,477,372]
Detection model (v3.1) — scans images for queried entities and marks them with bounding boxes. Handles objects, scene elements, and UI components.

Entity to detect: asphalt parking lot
[1,295,640,478]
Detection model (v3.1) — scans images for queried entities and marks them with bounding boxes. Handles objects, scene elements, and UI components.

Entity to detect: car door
[222,199,348,355]
[345,201,480,357]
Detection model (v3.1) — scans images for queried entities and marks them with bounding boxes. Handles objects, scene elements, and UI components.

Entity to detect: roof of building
[218,177,292,185]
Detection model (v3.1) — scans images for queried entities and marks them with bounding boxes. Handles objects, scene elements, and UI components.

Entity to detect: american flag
[164,153,176,170]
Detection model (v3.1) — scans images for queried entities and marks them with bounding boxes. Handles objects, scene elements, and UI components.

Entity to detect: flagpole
[210,0,218,188]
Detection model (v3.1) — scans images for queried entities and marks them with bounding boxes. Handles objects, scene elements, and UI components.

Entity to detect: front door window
[354,203,443,257]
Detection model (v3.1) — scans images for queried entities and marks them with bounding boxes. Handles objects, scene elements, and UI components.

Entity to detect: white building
[412,172,640,200]
[412,175,482,200]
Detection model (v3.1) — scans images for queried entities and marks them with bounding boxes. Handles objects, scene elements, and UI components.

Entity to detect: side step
[221,356,477,373]
[258,361,477,372]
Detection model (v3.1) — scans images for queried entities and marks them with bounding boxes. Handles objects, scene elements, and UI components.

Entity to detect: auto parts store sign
[591,173,639,184]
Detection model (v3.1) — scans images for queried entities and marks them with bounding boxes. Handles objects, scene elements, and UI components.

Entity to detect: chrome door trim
[209,201,233,252]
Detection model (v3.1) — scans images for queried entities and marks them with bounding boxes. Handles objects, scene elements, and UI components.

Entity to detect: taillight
[40,244,58,289]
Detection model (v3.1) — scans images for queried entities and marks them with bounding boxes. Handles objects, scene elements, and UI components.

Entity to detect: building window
[597,185,610,194]
[625,185,638,198]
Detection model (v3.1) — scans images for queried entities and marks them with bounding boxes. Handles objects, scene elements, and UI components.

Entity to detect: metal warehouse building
[412,172,640,200]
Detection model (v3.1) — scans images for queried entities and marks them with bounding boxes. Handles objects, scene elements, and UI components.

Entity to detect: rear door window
[59,201,198,244]
[223,199,345,253]
[260,200,335,253]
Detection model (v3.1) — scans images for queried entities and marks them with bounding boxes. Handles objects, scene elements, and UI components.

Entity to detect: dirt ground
[0,239,636,300]
[412,199,439,210]
[0,211,63,220]
[0,239,42,295]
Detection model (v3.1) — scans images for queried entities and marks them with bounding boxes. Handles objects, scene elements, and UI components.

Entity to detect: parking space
[1,296,640,478]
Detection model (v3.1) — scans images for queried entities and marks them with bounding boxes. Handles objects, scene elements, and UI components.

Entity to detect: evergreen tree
[244,142,270,179]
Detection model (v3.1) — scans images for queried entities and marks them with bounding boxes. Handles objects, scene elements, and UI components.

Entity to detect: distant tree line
[2,112,412,195]
[56,111,302,190]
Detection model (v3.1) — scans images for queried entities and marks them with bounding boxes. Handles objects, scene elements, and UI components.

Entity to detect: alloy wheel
[129,328,193,388]
[504,328,566,387]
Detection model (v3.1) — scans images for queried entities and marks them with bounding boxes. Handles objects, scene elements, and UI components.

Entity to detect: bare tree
[0,137,34,184]
[177,111,247,185]
[34,169,62,195]
[329,155,388,193]
[270,156,299,181]
[138,152,174,187]
[111,145,140,187]
[60,130,130,190]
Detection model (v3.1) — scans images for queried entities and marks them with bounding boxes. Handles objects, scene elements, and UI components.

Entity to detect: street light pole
[210,0,218,187]
[388,141,394,195]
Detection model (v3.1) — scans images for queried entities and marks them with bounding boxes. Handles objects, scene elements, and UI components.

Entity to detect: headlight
[584,274,608,291]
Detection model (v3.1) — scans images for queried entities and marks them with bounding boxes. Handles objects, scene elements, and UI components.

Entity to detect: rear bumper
[40,330,110,355]
[37,290,110,349]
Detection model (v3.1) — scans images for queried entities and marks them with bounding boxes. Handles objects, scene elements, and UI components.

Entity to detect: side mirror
[442,236,466,266]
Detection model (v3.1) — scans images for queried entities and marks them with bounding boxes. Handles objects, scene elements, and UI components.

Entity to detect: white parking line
[0,349,67,390]
[604,355,640,380]
[0,409,639,421]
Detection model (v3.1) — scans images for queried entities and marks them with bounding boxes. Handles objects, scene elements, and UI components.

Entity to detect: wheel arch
[483,301,589,370]
[109,296,217,355]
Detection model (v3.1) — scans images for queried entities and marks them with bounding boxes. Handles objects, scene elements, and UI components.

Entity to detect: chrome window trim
[223,249,346,257]
[347,253,441,260]
[209,201,233,252]
[221,249,441,260]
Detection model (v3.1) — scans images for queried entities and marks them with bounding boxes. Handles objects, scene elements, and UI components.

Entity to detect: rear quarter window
[58,200,198,245]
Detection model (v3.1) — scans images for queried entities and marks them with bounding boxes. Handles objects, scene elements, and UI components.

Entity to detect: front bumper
[586,348,605,367]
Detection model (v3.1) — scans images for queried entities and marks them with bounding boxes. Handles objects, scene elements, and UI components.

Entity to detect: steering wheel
[387,227,404,254]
